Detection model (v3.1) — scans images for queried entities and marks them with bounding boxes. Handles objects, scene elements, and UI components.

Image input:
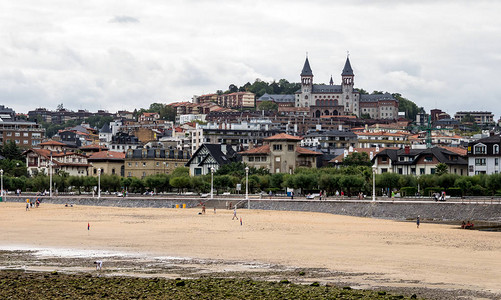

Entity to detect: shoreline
[1,202,501,299]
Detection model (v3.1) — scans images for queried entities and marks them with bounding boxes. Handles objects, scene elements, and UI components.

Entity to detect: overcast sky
[1,0,501,119]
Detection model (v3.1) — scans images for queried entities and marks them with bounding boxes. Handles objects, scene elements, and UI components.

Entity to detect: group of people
[461,220,474,229]
[25,198,41,211]
[433,191,447,201]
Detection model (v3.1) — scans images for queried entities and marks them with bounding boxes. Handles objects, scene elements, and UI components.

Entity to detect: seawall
[5,196,501,223]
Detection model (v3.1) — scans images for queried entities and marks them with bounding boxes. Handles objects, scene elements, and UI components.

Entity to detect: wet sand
[1,202,500,296]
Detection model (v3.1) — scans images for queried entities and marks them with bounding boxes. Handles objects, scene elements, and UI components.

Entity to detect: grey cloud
[109,16,139,23]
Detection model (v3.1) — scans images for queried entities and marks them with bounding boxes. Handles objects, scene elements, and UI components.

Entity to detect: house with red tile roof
[239,133,321,173]
[24,140,90,176]
[88,151,125,177]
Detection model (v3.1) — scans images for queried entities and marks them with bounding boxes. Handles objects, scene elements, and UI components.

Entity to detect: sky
[1,0,501,119]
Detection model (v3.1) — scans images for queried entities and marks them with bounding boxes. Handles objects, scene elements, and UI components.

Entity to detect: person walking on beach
[202,204,206,214]
[416,216,420,229]
[94,260,102,271]
[232,207,238,220]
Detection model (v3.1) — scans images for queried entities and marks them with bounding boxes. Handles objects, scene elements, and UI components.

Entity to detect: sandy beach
[1,202,500,297]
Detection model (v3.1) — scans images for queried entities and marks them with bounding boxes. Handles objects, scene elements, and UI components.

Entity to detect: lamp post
[0,169,3,197]
[245,166,249,209]
[49,156,53,198]
[98,168,102,199]
[210,167,214,199]
[372,165,377,202]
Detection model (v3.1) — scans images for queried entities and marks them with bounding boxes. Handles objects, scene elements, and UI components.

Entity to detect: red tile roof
[239,145,270,155]
[296,147,322,155]
[264,133,302,141]
[39,140,66,146]
[89,151,125,160]
[439,146,467,156]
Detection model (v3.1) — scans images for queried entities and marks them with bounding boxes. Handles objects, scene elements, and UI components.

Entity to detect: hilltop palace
[295,56,399,120]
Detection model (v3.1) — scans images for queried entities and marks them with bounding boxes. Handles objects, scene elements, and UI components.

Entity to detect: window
[424,156,433,162]
[143,162,146,167]
[474,144,486,154]
[23,132,28,137]
[495,145,500,154]
[23,140,28,144]
[248,157,254,162]
[430,168,436,174]
[496,158,499,166]
[128,162,132,167]
[288,145,294,152]
[156,162,159,166]
[15,132,20,137]
[275,156,281,162]
[475,158,486,166]
[273,144,282,151]
[420,168,425,175]
[6,132,11,136]
[381,157,388,162]
[381,168,388,173]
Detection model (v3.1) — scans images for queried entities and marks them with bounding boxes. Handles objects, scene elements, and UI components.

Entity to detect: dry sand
[1,202,500,295]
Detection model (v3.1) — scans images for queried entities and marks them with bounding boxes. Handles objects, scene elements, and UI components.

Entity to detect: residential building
[355,130,411,148]
[186,144,239,176]
[0,120,45,148]
[24,140,90,176]
[454,111,494,125]
[239,133,322,173]
[138,112,160,123]
[125,148,190,178]
[301,129,358,149]
[467,135,501,175]
[88,151,125,177]
[329,146,392,167]
[217,92,255,108]
[373,146,468,176]
[256,94,295,107]
[108,132,142,151]
[99,123,113,143]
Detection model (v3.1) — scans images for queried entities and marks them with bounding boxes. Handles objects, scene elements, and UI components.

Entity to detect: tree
[394,93,419,121]
[342,152,372,167]
[228,84,239,93]
[435,163,449,176]
[257,101,278,112]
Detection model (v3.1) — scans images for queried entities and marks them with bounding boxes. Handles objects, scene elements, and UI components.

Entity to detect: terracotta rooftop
[239,145,270,155]
[264,133,302,141]
[89,151,126,160]
[39,140,66,146]
[296,147,322,155]
[438,146,467,156]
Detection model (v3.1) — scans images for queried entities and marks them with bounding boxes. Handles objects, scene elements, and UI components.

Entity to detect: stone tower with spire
[341,56,359,115]
[296,57,313,107]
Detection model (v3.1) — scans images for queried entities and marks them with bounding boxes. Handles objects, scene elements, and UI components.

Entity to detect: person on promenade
[341,191,344,199]
[417,216,420,228]
[291,191,294,200]
[319,191,322,201]
[232,207,238,220]
[335,190,339,198]
[269,190,272,199]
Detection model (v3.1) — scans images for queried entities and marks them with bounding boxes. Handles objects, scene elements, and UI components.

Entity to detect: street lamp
[49,156,53,198]
[97,168,102,199]
[372,165,377,202]
[0,169,3,197]
[210,167,215,199]
[245,166,249,209]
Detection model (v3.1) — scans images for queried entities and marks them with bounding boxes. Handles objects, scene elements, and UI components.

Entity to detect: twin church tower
[295,55,398,120]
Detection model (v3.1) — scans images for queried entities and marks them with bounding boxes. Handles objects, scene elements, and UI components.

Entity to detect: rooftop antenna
[347,50,350,57]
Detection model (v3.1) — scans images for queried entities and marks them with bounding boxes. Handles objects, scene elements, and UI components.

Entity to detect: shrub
[399,187,417,197]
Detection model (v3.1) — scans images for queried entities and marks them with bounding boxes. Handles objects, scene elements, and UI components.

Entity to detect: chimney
[405,145,410,154]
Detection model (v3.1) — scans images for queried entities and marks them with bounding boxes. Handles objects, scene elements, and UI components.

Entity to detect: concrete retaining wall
[4,196,501,222]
